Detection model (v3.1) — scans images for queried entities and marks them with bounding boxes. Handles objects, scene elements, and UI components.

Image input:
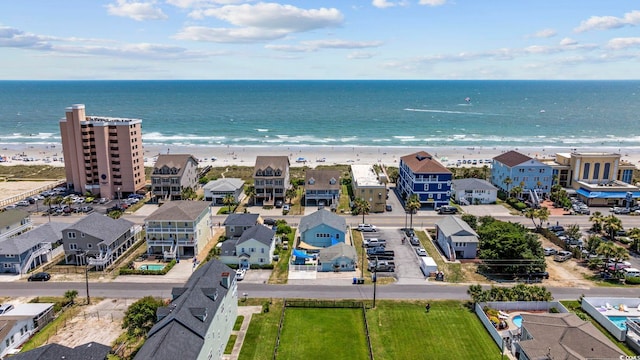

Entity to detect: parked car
[357,224,377,232]
[363,238,387,248]
[283,204,290,212]
[385,204,392,211]
[437,205,458,214]
[409,236,420,246]
[554,251,572,262]
[236,268,246,281]
[275,200,283,208]
[547,225,564,232]
[28,272,51,281]
[16,200,30,206]
[606,261,631,270]
[263,218,276,226]
[98,197,109,204]
[415,247,427,256]
[612,207,630,215]
[543,247,557,256]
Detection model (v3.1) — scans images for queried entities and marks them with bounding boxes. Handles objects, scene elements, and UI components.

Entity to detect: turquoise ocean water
[0,80,638,149]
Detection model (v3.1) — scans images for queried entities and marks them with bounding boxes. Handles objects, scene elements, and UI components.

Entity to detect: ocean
[0,80,638,149]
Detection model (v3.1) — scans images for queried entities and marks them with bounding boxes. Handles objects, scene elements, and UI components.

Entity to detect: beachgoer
[426,303,430,313]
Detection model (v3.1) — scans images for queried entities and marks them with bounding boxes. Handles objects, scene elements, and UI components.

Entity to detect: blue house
[397,151,452,210]
[298,209,347,249]
[0,222,67,275]
[491,150,553,201]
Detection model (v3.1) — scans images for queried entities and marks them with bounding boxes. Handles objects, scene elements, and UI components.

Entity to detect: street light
[77,249,90,305]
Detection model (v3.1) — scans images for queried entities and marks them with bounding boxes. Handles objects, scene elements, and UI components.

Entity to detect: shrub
[262,301,270,313]
[625,276,640,285]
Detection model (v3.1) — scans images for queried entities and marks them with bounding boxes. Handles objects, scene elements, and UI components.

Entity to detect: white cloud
[418,0,446,6]
[607,37,640,50]
[0,26,53,49]
[265,39,382,52]
[574,10,640,33]
[530,29,557,38]
[559,37,577,46]
[347,51,375,59]
[106,0,168,21]
[190,3,343,32]
[166,0,245,8]
[174,26,288,43]
[264,44,310,52]
[372,0,397,8]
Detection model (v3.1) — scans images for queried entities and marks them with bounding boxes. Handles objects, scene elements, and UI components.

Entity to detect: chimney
[220,272,232,289]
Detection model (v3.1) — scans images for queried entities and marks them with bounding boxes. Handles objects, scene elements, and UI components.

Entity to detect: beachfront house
[304,169,341,209]
[0,209,32,241]
[350,165,387,213]
[318,242,357,272]
[145,201,213,260]
[451,178,498,205]
[539,152,639,207]
[134,260,237,360]
[0,222,67,275]
[223,213,261,239]
[298,209,348,249]
[396,151,452,210]
[0,303,55,359]
[219,225,276,268]
[491,150,552,204]
[9,342,112,360]
[253,156,290,206]
[151,154,199,201]
[435,215,479,260]
[203,178,245,205]
[62,213,140,270]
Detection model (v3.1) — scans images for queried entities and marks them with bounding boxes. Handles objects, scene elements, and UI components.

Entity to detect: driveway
[459,204,513,217]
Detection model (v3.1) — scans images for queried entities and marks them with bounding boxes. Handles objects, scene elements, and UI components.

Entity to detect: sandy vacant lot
[0,180,60,202]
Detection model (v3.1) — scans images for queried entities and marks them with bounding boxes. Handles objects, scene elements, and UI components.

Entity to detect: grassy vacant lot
[368,300,498,360]
[0,165,65,179]
[239,300,499,360]
[277,308,369,360]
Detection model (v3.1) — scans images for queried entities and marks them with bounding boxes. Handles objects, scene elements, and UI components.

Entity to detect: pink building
[59,104,145,198]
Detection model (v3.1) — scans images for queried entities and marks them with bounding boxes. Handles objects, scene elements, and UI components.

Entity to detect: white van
[622,268,640,277]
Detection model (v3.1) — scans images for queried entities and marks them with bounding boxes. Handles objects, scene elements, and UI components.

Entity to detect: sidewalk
[223,306,262,360]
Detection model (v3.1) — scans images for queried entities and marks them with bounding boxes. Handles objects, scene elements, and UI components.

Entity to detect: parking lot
[361,227,429,284]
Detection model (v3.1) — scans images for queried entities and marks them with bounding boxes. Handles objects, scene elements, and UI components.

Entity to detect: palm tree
[589,211,604,233]
[503,177,513,198]
[596,242,616,264]
[353,197,370,224]
[565,224,581,241]
[602,214,623,241]
[405,194,421,230]
[64,289,78,305]
[524,207,550,229]
[285,187,297,205]
[244,185,256,206]
[609,245,630,276]
[222,194,236,214]
[43,196,59,222]
[628,227,640,254]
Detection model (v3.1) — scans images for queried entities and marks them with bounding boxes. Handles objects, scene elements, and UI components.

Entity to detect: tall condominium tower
[59,104,145,198]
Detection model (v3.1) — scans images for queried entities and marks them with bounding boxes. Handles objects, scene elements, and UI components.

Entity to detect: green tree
[405,194,421,229]
[589,211,604,233]
[64,289,78,305]
[122,296,165,337]
[564,224,582,241]
[285,187,297,205]
[244,185,256,206]
[223,194,236,214]
[180,186,196,200]
[352,197,370,224]
[477,220,545,275]
[629,227,640,254]
[585,234,602,254]
[461,214,478,230]
[602,214,623,240]
[524,207,550,229]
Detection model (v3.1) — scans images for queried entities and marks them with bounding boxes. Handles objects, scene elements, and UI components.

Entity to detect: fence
[0,180,66,207]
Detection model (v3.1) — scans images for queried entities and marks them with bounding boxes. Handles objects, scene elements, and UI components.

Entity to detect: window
[603,163,611,179]
[593,163,600,179]
[87,244,92,248]
[261,248,265,253]
[583,163,590,179]
[68,232,76,239]
[69,243,78,250]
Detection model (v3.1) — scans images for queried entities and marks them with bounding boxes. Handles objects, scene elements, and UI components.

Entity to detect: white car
[415,247,427,256]
[357,224,377,232]
[16,200,30,206]
[236,269,246,281]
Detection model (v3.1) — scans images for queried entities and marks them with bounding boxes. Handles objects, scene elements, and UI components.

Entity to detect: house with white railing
[0,222,67,275]
[62,212,139,271]
[145,201,212,260]
[0,209,32,241]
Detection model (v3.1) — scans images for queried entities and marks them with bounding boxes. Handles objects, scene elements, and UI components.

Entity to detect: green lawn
[276,308,369,360]
[239,300,500,360]
[367,300,499,360]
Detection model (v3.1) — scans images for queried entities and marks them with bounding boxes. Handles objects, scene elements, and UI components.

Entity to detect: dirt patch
[47,299,130,348]
[540,237,594,288]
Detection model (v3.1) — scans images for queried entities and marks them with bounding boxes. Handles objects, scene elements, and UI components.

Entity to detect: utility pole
[372,258,378,308]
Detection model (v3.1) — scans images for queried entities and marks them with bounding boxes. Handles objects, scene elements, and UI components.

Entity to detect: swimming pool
[512,315,523,328]
[608,316,628,330]
[139,264,166,271]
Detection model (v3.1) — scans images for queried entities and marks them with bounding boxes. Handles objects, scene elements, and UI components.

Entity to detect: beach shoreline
[2,142,640,169]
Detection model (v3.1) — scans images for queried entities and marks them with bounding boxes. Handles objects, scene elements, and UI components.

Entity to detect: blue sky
[1,0,640,80]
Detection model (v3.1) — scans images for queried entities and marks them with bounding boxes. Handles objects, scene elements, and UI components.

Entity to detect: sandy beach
[2,142,640,169]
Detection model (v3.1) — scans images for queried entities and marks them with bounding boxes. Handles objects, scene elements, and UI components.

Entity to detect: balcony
[146,227,195,234]
[147,237,196,246]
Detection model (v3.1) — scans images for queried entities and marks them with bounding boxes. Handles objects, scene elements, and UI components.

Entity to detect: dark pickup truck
[366,247,395,257]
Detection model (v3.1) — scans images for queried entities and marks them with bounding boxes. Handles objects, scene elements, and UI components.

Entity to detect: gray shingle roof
[305,170,341,190]
[67,213,134,246]
[223,213,259,226]
[254,156,289,173]
[451,178,498,191]
[318,242,356,262]
[152,154,198,177]
[435,215,478,242]
[299,209,346,234]
[0,222,68,255]
[8,342,111,360]
[237,225,275,246]
[203,178,244,192]
[145,201,210,222]
[134,260,234,360]
[0,209,29,229]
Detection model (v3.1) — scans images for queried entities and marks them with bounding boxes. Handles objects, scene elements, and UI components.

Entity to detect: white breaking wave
[404,108,487,115]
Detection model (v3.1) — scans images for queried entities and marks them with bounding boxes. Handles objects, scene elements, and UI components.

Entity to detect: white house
[435,215,479,260]
[219,225,276,269]
[451,178,498,205]
[203,178,245,205]
[0,303,55,359]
